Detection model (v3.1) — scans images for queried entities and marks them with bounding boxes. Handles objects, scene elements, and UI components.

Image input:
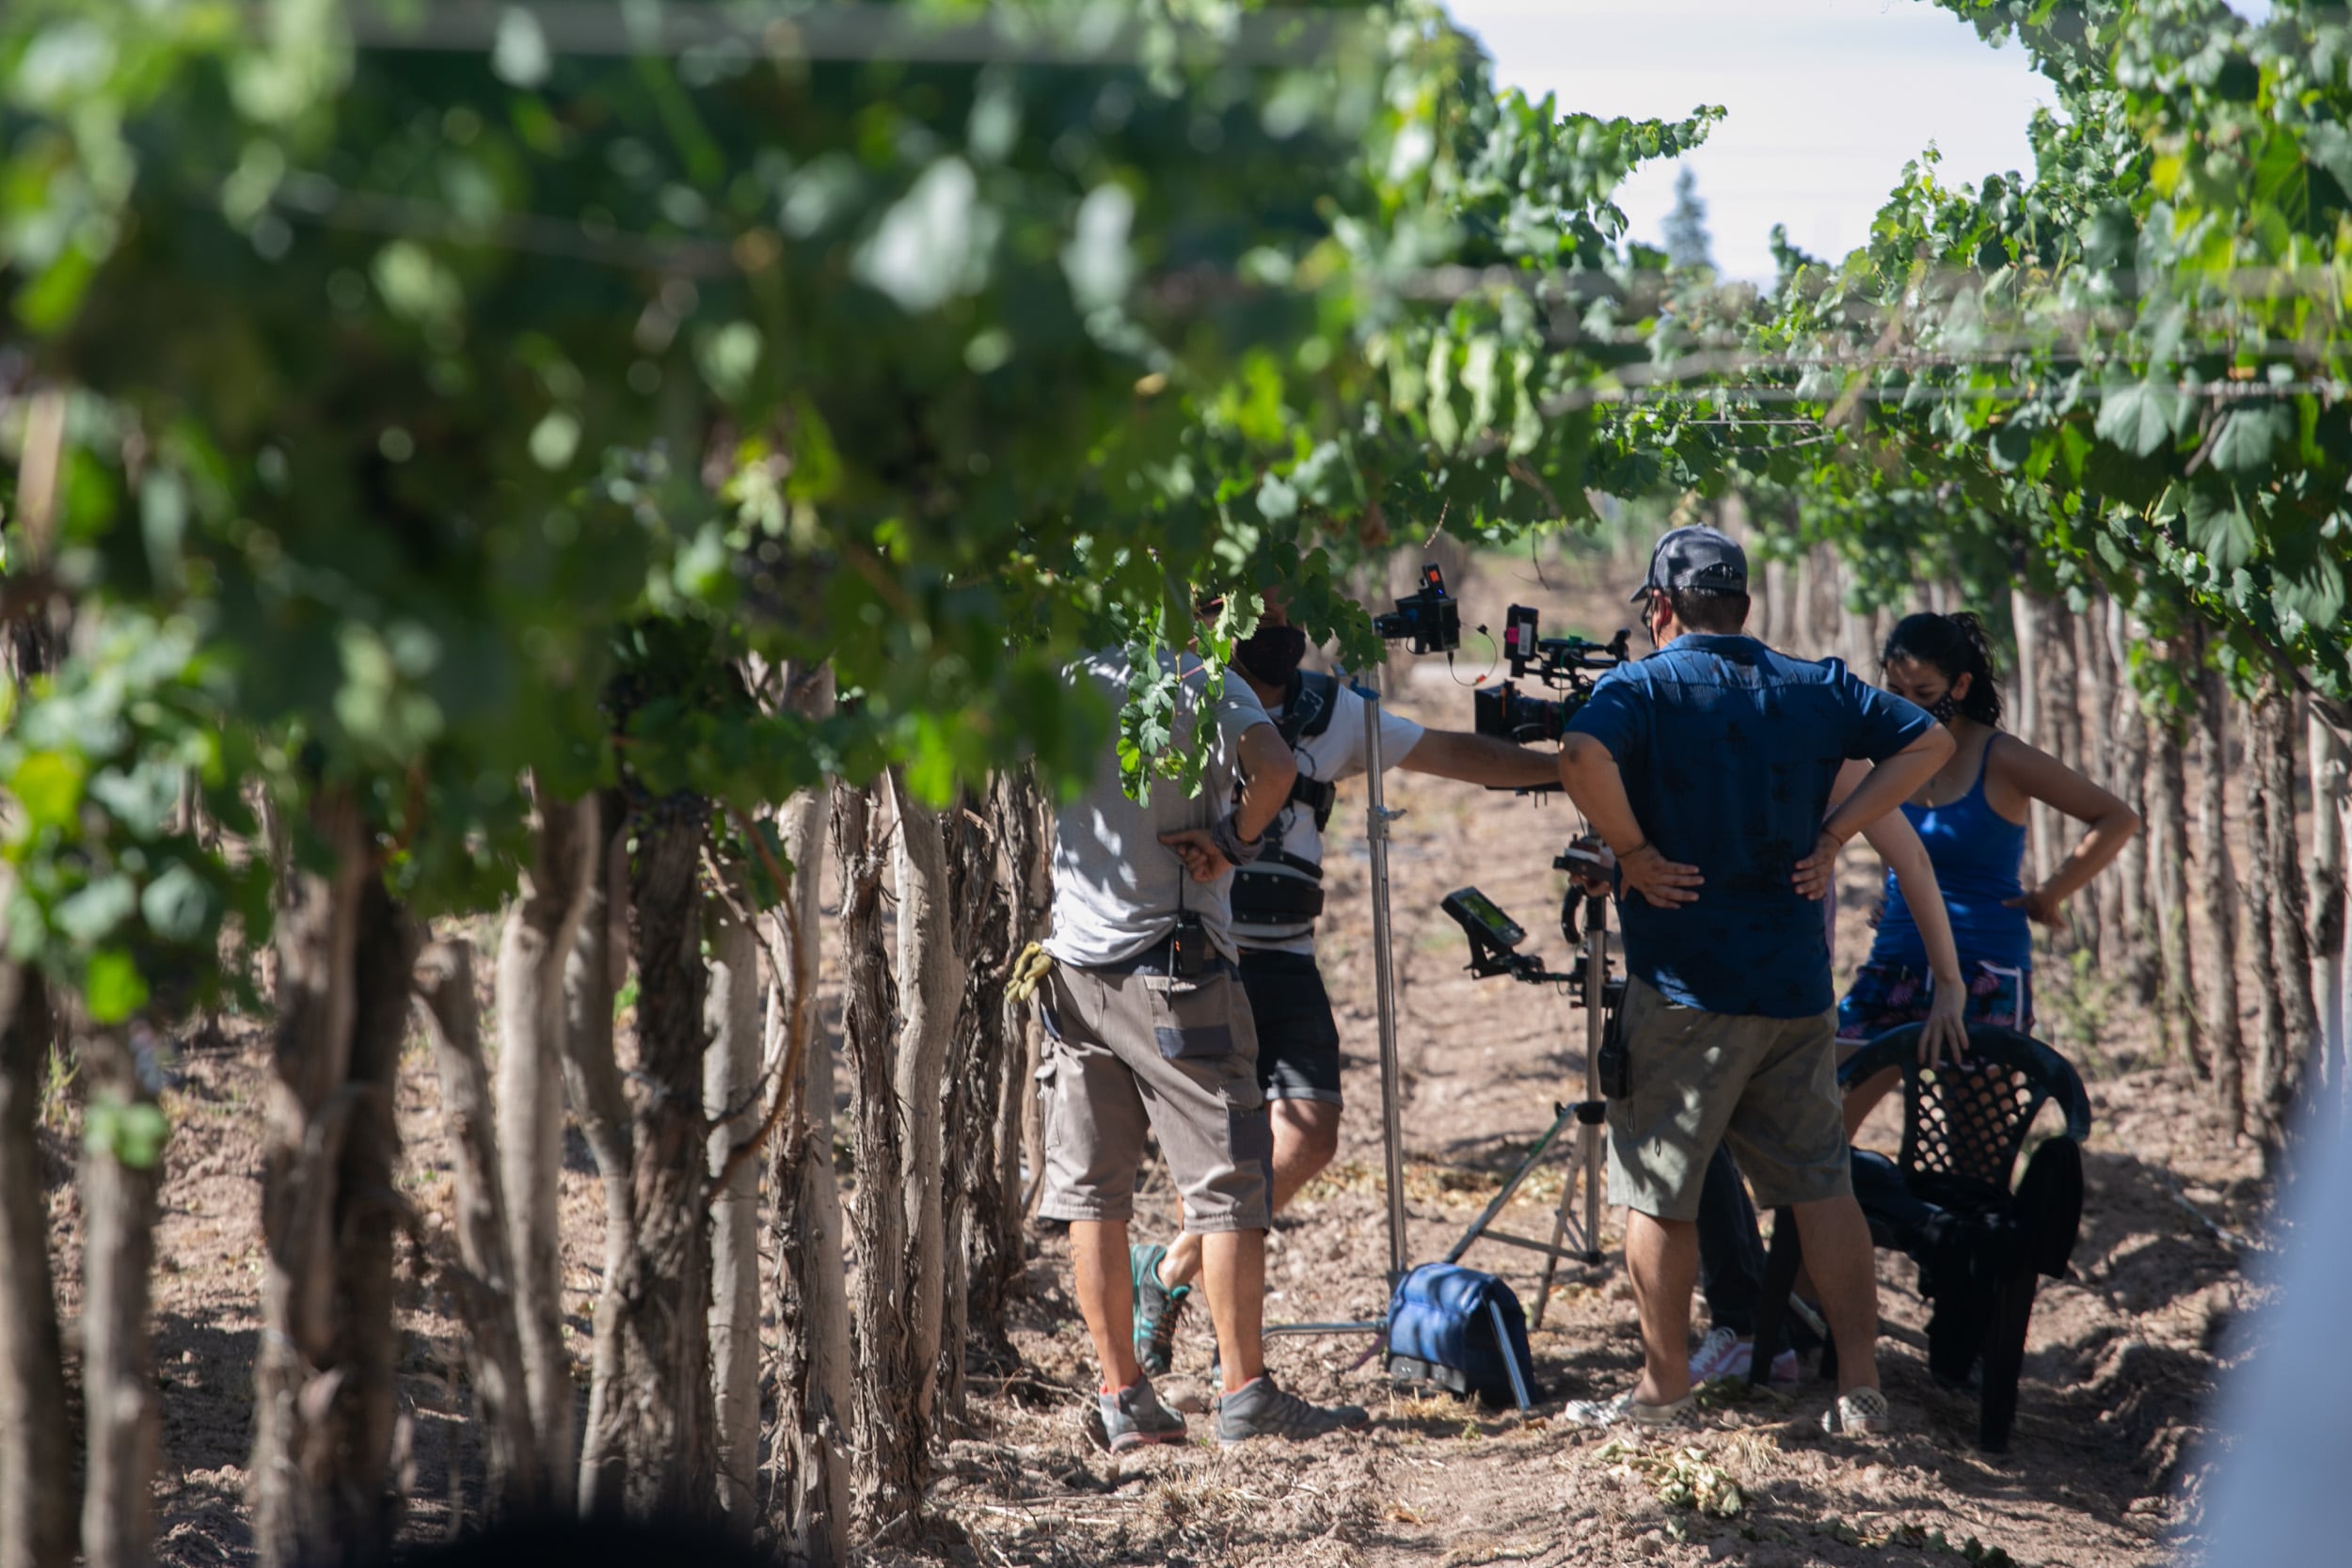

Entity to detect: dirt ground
[35,547,2270,1567]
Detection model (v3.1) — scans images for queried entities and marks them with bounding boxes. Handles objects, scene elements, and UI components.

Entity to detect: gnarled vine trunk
[565,797,636,1513]
[889,774,962,1452]
[415,941,541,1518]
[939,784,1009,1417]
[252,797,418,1568]
[79,1025,164,1568]
[2010,588,2053,890]
[494,790,599,1512]
[2310,709,2349,1096]
[584,810,716,1519]
[704,894,761,1528]
[0,965,74,1568]
[2145,704,2197,1068]
[766,673,854,1566]
[2193,657,2246,1132]
[2249,680,2320,1146]
[835,784,918,1533]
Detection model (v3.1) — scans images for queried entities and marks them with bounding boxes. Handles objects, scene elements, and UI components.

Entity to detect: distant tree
[1663,166,1714,272]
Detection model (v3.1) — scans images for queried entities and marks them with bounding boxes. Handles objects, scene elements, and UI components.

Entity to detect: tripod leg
[1443,1110,1573,1266]
[1532,1153,1578,1332]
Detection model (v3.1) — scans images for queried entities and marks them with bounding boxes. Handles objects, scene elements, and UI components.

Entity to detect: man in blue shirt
[1558,527,1952,1435]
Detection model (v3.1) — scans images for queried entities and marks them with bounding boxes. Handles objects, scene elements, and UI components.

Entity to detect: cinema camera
[1471,606,1629,745]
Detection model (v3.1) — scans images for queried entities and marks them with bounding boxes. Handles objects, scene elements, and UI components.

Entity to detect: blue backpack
[1384,1262,1539,1410]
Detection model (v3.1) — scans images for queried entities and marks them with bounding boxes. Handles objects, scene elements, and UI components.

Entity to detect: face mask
[1928,691,1961,723]
[1235,623,1309,685]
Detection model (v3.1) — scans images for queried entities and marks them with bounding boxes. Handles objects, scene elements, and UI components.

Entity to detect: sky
[1439,0,2065,283]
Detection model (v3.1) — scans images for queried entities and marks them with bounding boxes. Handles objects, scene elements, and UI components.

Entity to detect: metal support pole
[1361,672,1411,1291]
[1581,891,1607,1266]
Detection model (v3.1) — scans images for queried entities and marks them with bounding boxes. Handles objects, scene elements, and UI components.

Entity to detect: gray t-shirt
[1044,650,1274,968]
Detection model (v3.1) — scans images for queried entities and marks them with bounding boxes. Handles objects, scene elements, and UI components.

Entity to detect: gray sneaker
[1215,1375,1369,1447]
[1100,1377,1187,1452]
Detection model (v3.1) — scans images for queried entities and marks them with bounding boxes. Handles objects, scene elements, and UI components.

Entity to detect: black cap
[1632,525,1748,602]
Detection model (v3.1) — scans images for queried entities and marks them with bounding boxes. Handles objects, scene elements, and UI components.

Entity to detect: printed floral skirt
[1836,958,2034,1047]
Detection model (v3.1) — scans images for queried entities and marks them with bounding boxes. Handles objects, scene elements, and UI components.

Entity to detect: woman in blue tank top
[1840,612,2141,1119]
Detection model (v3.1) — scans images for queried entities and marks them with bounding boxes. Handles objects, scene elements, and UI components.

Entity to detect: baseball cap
[1631,525,1749,602]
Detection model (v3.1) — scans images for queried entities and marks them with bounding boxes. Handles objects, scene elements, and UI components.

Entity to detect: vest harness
[1232,671,1343,937]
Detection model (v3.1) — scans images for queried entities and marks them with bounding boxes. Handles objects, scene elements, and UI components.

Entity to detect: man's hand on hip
[1159,830,1231,881]
[1620,844,1703,909]
[1790,830,1844,900]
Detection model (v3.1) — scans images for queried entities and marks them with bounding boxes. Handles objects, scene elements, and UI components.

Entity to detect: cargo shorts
[1036,959,1274,1233]
[1605,975,1850,1223]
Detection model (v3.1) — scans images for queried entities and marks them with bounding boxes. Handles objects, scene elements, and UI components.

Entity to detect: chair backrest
[1838,1024,2092,1204]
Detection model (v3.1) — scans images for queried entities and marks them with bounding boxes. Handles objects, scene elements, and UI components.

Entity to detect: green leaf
[56,875,137,943]
[2094,375,2183,458]
[10,751,87,833]
[2185,492,2258,573]
[2205,404,2292,479]
[84,948,149,1024]
[84,1096,168,1170]
[140,862,215,943]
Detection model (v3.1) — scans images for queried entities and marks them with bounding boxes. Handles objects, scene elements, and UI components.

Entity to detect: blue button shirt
[1565,635,1934,1019]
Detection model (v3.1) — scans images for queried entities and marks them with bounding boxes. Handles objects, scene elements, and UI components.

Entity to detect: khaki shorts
[1605,976,1850,1222]
[1036,961,1273,1233]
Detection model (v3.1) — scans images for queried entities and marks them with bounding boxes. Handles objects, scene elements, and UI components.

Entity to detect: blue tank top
[1867,736,2032,973]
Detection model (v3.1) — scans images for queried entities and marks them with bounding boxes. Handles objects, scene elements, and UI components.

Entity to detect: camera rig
[1371,562,1462,655]
[1432,844,1627,1305]
[1473,606,1629,746]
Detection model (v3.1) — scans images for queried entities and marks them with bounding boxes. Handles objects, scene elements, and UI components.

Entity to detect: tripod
[1440,872,1624,1331]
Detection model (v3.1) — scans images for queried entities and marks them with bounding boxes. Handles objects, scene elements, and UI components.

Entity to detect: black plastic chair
[1748,1023,2091,1452]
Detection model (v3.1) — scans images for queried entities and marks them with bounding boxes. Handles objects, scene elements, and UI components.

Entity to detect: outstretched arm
[1396,728,1563,789]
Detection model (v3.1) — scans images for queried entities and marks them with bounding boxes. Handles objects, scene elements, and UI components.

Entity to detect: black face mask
[1234,624,1309,685]
[1928,691,1961,723]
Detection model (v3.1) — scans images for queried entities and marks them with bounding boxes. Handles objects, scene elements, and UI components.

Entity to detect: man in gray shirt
[1038,644,1368,1449]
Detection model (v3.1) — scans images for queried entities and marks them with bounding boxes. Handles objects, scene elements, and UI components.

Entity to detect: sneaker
[1215,1375,1370,1447]
[1100,1377,1187,1452]
[1688,1326,1800,1386]
[1561,1387,1698,1430]
[1821,1386,1893,1436]
[1131,1243,1191,1378]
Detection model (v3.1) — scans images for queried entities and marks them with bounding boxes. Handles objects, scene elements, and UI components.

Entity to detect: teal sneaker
[1131,1243,1191,1377]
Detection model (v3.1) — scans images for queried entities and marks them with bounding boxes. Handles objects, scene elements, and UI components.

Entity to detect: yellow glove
[1006,942,1056,1005]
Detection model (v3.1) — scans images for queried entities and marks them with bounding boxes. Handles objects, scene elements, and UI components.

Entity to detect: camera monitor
[1441,886,1525,951]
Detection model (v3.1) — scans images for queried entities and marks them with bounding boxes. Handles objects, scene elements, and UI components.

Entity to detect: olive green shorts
[1605,976,1851,1223]
[1036,962,1273,1234]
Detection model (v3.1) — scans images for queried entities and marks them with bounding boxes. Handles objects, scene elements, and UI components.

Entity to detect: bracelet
[1620,838,1651,859]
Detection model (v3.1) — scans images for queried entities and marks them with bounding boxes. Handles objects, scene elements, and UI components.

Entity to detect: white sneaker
[1688,1326,1799,1386]
[1821,1386,1894,1436]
